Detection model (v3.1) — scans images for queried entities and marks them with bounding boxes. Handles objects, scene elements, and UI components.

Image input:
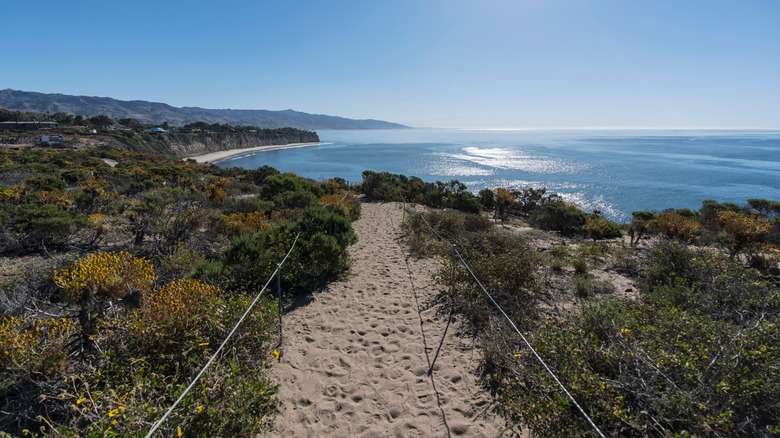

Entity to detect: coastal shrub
[572,274,593,297]
[321,192,362,221]
[494,188,516,222]
[221,195,274,214]
[657,212,702,243]
[528,202,587,236]
[716,210,772,259]
[39,278,279,437]
[243,165,280,186]
[629,211,656,245]
[439,230,543,325]
[360,170,482,213]
[478,188,495,210]
[512,187,561,215]
[196,206,356,295]
[273,189,318,209]
[221,211,271,238]
[203,176,231,204]
[403,210,492,256]
[578,241,609,257]
[263,173,323,201]
[298,205,357,249]
[360,170,402,201]
[700,199,751,225]
[24,175,67,192]
[450,193,482,214]
[54,251,157,352]
[10,204,87,253]
[585,216,622,241]
[504,244,780,437]
[571,257,589,275]
[748,198,780,220]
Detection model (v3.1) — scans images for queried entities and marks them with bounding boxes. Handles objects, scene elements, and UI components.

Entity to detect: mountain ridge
[0,89,408,130]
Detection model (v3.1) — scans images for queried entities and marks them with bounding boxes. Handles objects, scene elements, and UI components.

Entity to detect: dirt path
[268,201,507,437]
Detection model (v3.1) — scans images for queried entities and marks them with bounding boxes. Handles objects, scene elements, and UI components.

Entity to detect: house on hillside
[146,127,168,132]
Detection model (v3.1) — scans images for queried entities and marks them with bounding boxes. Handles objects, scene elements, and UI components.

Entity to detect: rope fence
[145,232,301,437]
[149,190,603,436]
[398,189,605,438]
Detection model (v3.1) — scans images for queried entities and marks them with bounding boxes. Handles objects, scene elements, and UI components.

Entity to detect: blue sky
[2,0,778,128]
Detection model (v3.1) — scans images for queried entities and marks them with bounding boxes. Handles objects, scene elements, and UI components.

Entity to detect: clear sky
[2,0,778,128]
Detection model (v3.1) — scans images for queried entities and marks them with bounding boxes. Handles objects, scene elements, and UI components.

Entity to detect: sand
[268,200,509,437]
[187,142,325,164]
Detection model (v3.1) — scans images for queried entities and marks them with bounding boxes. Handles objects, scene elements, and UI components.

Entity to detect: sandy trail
[268,201,507,437]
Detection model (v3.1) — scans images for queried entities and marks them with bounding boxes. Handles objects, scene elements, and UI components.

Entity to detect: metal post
[277,264,282,344]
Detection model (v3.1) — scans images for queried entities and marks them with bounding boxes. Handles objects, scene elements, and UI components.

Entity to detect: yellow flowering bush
[203,176,231,204]
[0,316,76,371]
[717,210,773,258]
[135,278,219,331]
[657,212,702,243]
[36,189,73,209]
[54,251,156,301]
[88,213,109,234]
[222,211,271,237]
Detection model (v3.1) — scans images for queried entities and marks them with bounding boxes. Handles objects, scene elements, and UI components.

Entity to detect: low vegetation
[0,147,359,436]
[384,170,780,437]
[2,148,777,436]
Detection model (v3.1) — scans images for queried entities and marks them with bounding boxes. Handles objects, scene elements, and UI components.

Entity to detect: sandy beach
[187,142,325,164]
[267,200,511,437]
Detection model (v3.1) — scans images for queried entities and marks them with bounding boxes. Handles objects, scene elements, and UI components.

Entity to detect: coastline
[186,142,326,164]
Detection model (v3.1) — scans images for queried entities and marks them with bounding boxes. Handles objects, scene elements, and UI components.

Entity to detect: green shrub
[196,206,356,295]
[585,216,622,241]
[571,257,589,275]
[273,190,317,209]
[263,173,323,200]
[11,204,87,252]
[572,274,592,297]
[443,230,543,325]
[24,175,66,191]
[506,255,780,437]
[478,188,495,210]
[657,212,702,243]
[529,203,587,236]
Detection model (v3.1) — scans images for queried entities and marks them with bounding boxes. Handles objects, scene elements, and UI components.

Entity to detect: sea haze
[216,129,780,222]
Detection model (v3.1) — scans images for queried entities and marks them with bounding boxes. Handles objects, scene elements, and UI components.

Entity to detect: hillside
[0,89,408,130]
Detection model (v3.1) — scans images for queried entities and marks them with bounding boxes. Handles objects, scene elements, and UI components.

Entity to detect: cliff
[81,130,320,157]
[161,131,320,157]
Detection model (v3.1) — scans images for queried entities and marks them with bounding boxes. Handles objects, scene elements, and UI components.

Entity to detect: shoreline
[186,142,326,164]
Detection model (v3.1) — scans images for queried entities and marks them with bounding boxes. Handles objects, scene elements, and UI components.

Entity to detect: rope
[145,232,301,437]
[415,212,606,438]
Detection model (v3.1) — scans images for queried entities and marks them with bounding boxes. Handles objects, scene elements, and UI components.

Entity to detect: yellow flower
[196,405,204,414]
[272,350,279,360]
[178,427,183,437]
[76,397,86,405]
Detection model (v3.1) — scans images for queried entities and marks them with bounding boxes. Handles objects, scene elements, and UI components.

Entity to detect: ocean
[215,129,780,222]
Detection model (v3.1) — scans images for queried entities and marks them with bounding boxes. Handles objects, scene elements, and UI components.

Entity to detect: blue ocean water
[216,129,780,222]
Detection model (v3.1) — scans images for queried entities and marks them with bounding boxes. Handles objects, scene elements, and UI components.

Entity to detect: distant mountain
[0,89,408,130]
